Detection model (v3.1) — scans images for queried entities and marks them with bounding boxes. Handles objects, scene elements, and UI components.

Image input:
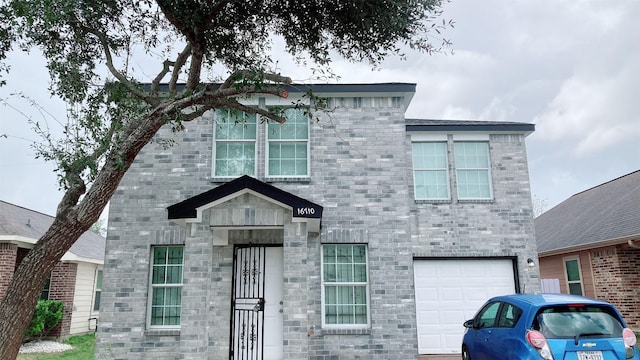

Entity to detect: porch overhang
[167,175,323,234]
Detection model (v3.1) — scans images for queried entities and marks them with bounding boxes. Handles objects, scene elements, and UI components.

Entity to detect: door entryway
[230,245,283,360]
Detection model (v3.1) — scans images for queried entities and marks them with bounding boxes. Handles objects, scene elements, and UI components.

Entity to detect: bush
[24,300,64,340]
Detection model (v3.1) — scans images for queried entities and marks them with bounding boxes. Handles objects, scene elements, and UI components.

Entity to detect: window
[93,270,103,312]
[454,142,492,199]
[411,142,450,200]
[497,303,522,328]
[40,275,51,300]
[267,108,309,177]
[213,109,257,177]
[564,258,583,295]
[476,301,501,329]
[322,244,369,327]
[149,246,184,327]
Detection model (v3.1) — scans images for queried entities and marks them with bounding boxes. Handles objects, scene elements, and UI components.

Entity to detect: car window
[476,302,501,329]
[497,303,522,328]
[533,305,624,339]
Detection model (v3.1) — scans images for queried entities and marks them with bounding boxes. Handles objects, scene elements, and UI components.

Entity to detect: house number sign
[295,207,316,216]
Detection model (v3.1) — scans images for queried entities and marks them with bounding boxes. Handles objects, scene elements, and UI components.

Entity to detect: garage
[413,258,517,355]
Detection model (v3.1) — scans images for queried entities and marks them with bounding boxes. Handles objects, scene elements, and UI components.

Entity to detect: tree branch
[221,70,292,90]
[79,25,159,106]
[169,43,192,94]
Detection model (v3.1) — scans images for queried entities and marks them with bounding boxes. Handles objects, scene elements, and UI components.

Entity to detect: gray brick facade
[96,84,539,359]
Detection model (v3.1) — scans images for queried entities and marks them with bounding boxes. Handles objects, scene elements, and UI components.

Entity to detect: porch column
[179,231,213,360]
[282,221,309,359]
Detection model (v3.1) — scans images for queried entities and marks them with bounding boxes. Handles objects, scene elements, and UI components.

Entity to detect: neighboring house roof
[406,118,535,135]
[535,170,640,255]
[0,200,105,263]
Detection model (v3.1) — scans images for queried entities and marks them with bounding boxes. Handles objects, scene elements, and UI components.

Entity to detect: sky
[1,0,639,220]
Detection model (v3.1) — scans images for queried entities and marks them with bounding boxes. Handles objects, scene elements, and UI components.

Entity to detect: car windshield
[533,305,624,339]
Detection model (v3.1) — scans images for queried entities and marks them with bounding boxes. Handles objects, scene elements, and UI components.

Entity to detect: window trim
[453,141,494,200]
[411,141,451,200]
[147,246,184,329]
[563,257,584,296]
[265,108,311,179]
[92,269,103,314]
[320,244,370,329]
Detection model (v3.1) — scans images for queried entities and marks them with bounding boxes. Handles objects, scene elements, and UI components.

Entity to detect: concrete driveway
[418,355,460,360]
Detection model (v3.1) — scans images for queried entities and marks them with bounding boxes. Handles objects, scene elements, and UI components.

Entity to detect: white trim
[0,235,37,247]
[562,256,584,296]
[452,133,490,141]
[410,133,448,141]
[0,236,103,264]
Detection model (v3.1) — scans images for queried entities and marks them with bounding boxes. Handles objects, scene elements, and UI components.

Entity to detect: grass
[17,333,95,360]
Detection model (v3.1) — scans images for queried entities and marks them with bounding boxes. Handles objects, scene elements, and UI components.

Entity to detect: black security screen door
[230,246,267,360]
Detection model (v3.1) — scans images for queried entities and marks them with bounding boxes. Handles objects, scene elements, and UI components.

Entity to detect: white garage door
[413,259,517,355]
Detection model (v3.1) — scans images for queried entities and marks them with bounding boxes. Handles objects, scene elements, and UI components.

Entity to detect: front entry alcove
[166,175,323,360]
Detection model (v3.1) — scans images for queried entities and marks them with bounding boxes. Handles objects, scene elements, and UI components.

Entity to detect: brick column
[282,221,309,359]
[179,234,212,359]
[0,243,18,300]
[48,262,78,338]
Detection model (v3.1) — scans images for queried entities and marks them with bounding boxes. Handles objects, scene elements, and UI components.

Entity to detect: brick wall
[591,245,640,331]
[0,243,18,300]
[97,93,538,359]
[46,262,78,337]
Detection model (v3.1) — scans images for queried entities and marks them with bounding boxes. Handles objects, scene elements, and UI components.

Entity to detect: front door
[230,246,283,360]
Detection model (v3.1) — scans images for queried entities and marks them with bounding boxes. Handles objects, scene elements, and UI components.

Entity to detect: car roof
[488,293,614,308]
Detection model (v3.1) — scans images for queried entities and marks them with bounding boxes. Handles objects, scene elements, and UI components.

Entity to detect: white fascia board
[0,235,37,248]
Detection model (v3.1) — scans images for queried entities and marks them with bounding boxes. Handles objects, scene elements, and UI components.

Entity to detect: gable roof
[167,175,323,232]
[535,170,640,255]
[406,119,535,135]
[0,200,106,262]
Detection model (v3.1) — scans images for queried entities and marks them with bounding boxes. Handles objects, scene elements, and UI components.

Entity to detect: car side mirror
[463,319,475,329]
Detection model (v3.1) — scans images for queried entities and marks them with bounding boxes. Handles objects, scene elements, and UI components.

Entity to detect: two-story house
[96,83,539,359]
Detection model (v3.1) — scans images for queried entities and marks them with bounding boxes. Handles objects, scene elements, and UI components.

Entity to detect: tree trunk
[0,114,166,359]
[0,217,88,358]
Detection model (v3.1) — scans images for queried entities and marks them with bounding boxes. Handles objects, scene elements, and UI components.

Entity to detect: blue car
[462,293,639,360]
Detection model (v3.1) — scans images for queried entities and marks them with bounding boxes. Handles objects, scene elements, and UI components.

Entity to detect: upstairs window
[212,107,310,179]
[454,142,492,200]
[411,142,450,200]
[148,246,184,328]
[267,108,309,177]
[213,109,257,177]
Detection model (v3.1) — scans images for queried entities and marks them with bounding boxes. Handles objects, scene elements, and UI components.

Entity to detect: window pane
[153,247,167,265]
[215,110,257,140]
[152,266,165,284]
[93,291,101,311]
[569,283,583,296]
[268,142,307,176]
[96,271,103,288]
[565,260,581,281]
[454,142,491,199]
[412,142,450,200]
